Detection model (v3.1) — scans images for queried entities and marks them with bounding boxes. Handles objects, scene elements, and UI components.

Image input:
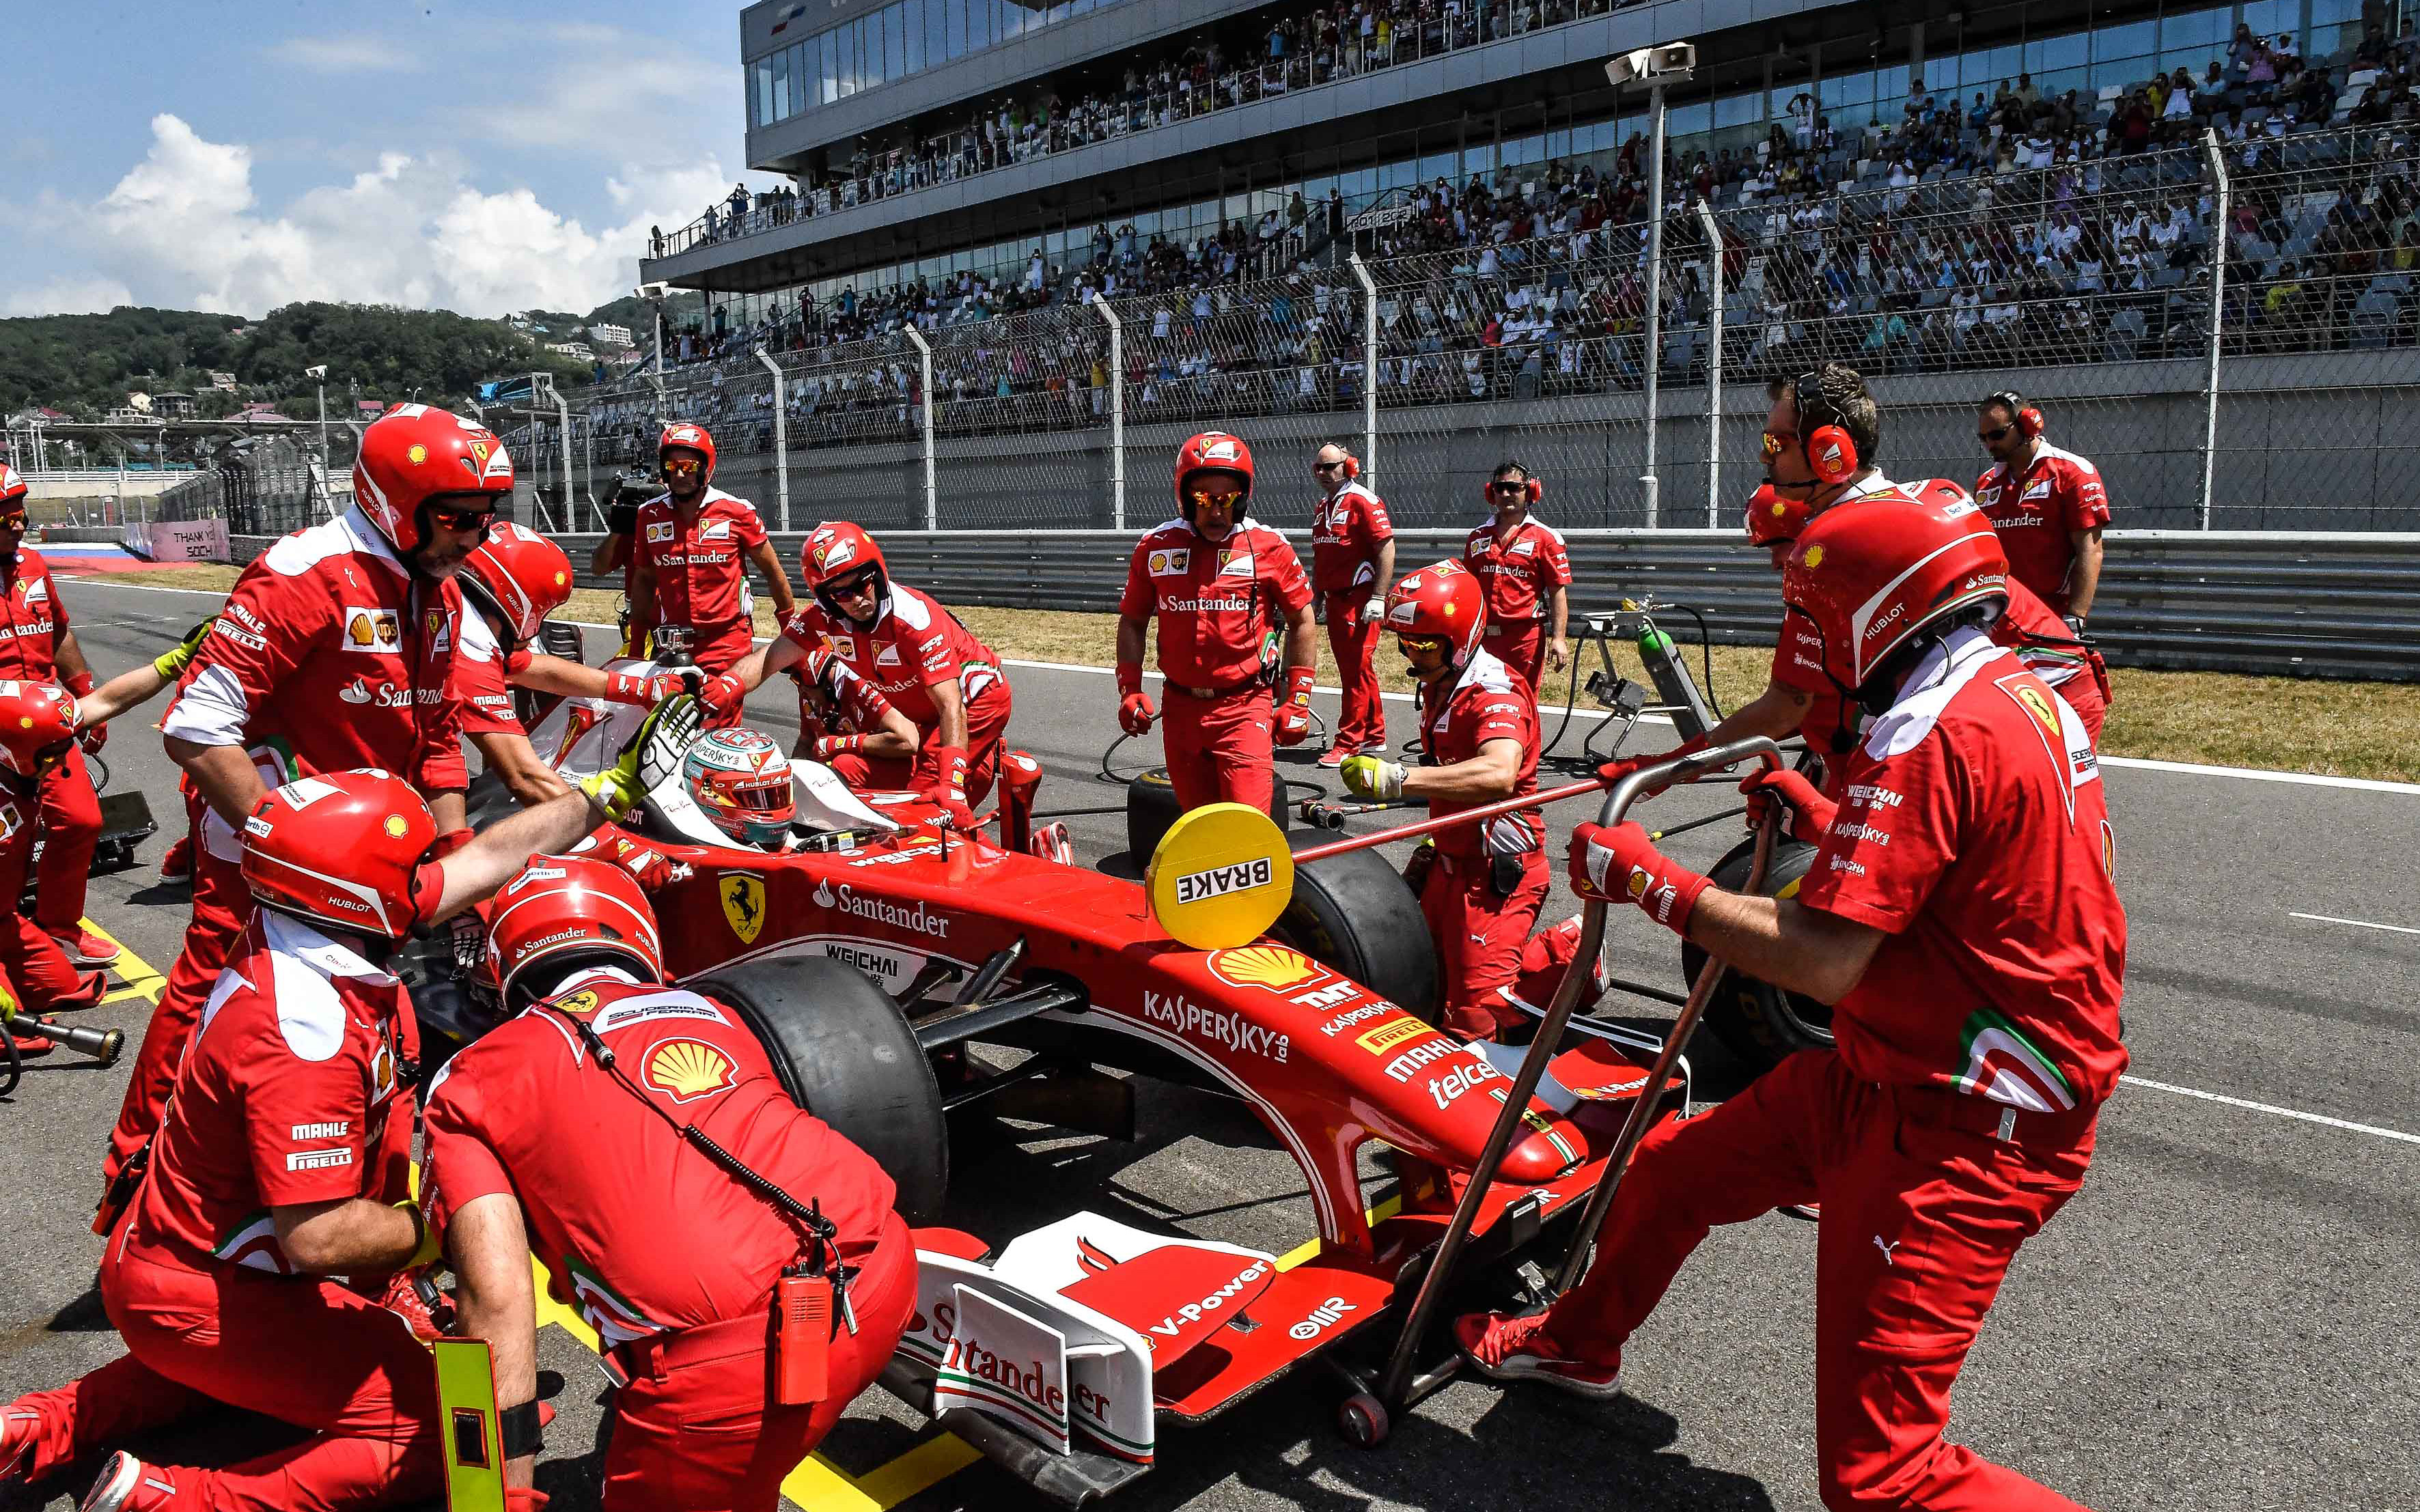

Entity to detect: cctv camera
[1605,42,1696,87]
[635,281,671,300]
[305,364,329,380]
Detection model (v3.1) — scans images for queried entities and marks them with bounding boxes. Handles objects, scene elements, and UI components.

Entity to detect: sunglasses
[1313,460,1348,473]
[1395,632,1451,656]
[427,504,498,533]
[1188,486,1247,509]
[1978,425,2014,443]
[1760,430,1797,460]
[1487,481,1528,496]
[661,458,706,476]
[0,513,25,532]
[827,568,882,600]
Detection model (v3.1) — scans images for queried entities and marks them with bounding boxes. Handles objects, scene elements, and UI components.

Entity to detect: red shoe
[157,835,193,884]
[48,929,120,969]
[1316,746,1351,768]
[378,1268,456,1342]
[1452,1311,1623,1400]
[81,1451,177,1511]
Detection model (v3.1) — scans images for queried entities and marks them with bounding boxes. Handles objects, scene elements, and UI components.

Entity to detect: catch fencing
[574,122,2420,535]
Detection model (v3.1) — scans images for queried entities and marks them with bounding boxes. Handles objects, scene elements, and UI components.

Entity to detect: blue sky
[0,1,785,318]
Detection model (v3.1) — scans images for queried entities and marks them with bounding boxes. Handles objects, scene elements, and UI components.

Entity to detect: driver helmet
[681,727,796,848]
[0,680,81,782]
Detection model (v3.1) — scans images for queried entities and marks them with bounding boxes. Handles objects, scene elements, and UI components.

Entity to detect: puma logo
[1872,1235,1901,1266]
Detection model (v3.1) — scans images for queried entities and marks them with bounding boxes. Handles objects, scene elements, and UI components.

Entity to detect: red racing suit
[5,910,436,1510]
[451,604,534,738]
[108,506,466,1188]
[1974,442,2110,617]
[1546,627,2127,1511]
[779,583,1010,801]
[1415,649,1548,1040]
[1462,515,1570,697]
[0,546,103,943]
[1311,481,1393,754]
[422,976,913,1512]
[632,487,768,673]
[1119,516,1312,814]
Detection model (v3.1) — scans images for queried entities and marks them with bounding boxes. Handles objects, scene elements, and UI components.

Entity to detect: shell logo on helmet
[406,445,427,466]
[1802,545,1824,570]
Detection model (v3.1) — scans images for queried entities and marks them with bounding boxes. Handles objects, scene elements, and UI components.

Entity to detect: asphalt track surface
[5,575,2417,1512]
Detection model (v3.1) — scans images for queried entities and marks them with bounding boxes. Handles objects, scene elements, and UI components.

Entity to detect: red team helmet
[0,463,26,509]
[1174,432,1255,514]
[352,404,515,557]
[1385,560,1488,667]
[801,520,888,617]
[659,422,717,484]
[0,680,81,780]
[460,521,573,644]
[1782,494,2010,690]
[240,770,441,941]
[484,854,665,1000]
[1743,483,1814,548]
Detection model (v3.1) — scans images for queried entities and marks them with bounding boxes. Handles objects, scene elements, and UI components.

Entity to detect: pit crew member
[701,521,1011,831]
[424,854,914,1511]
[1340,561,1544,1041]
[1462,460,1570,697]
[629,423,795,674]
[2,703,697,1512]
[1974,391,2109,626]
[1117,432,1318,816]
[1309,442,1394,765]
[783,644,921,772]
[1458,494,2125,1512]
[102,402,497,1203]
[0,464,116,967]
[454,522,692,807]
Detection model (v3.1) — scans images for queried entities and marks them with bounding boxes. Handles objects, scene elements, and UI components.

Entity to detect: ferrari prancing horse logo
[723,873,766,945]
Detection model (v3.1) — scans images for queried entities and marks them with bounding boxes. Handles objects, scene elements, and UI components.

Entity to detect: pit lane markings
[85,919,167,1009]
[2117,1075,2420,1146]
[2287,911,2420,938]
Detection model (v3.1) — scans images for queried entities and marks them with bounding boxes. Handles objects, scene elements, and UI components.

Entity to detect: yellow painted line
[1276,1194,1404,1272]
[84,916,168,1007]
[847,1434,984,1507]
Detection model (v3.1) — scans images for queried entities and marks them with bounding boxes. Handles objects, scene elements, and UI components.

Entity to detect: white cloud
[267,37,419,74]
[8,114,745,320]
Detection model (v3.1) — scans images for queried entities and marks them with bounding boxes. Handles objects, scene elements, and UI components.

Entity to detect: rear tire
[692,955,949,1224]
[1273,831,1438,1018]
[1124,767,1290,861]
[1682,836,1830,1074]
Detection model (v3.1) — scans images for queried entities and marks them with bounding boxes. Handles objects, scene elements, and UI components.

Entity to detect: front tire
[1273,831,1438,1018]
[1681,836,1829,1074]
[1124,768,1290,861]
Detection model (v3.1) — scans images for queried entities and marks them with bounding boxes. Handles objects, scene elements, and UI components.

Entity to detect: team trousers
[1158,688,1275,817]
[1323,593,1387,754]
[1544,1049,2099,1511]
[1417,850,1549,1040]
[35,743,100,937]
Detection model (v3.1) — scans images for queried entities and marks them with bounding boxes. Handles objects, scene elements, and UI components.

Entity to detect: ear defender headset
[1336,451,1360,481]
[1793,370,1860,486]
[1986,389,2044,440]
[1485,461,1544,505]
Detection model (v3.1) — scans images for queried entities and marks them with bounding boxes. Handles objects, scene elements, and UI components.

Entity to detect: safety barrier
[548,528,2420,683]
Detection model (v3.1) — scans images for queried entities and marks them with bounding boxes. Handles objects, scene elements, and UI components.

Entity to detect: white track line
[2288,911,2420,938]
[2118,1075,2420,1146]
[59,577,2420,788]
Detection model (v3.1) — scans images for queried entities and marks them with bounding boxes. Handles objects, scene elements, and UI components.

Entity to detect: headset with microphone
[1792,369,1861,488]
[1484,460,1543,506]
[1985,389,2044,442]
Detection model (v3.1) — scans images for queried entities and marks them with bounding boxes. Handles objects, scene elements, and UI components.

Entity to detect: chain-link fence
[583,123,2420,533]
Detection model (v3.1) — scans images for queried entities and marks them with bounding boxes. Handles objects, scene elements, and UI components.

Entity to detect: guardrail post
[752,349,790,532]
[1695,197,1723,529]
[1094,296,1125,531]
[2199,127,2227,532]
[1349,252,1378,482]
[902,324,938,531]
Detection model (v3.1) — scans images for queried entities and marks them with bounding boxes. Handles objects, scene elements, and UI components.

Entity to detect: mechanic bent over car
[424,854,915,1512]
[781,643,922,772]
[1308,441,1395,766]
[1458,493,2126,1512]
[1340,562,1547,1041]
[0,464,116,968]
[454,521,693,807]
[2,707,693,1512]
[1117,432,1320,815]
[628,422,796,675]
[1461,460,1570,698]
[103,402,500,1207]
[701,520,1014,832]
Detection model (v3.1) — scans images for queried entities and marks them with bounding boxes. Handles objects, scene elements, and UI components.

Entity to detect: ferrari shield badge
[723,873,767,945]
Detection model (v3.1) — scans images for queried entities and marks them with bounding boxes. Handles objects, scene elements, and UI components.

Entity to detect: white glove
[581,694,702,821]
[1362,593,1386,624]
[1340,754,1407,801]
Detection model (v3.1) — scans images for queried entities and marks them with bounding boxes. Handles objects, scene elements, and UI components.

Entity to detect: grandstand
[582,0,2419,531]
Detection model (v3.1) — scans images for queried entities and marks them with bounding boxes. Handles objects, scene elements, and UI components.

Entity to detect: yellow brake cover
[1145,802,1294,951]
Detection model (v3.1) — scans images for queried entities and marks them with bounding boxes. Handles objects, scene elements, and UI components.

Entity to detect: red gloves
[1116,662,1156,736]
[1273,664,1316,746]
[79,722,107,755]
[697,672,747,727]
[506,1489,550,1511]
[924,745,975,829]
[1740,767,1837,839]
[1596,733,1708,789]
[604,669,686,707]
[1570,821,1710,935]
[813,733,866,761]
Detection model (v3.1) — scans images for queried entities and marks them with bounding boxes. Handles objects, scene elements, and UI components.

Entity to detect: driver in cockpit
[682,727,803,852]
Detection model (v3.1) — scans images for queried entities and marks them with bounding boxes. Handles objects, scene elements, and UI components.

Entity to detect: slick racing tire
[1124,767,1289,861]
[1681,835,1828,1074]
[1274,830,1438,1018]
[694,955,949,1225]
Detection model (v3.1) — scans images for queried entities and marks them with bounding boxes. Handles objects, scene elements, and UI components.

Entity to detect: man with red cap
[1,697,697,1512]
[1457,492,2125,1512]
[0,462,117,968]
[1308,441,1394,766]
[700,520,1014,832]
[422,853,915,1512]
[101,403,502,1208]
[1339,560,1545,1040]
[1117,432,1318,818]
[1462,460,1570,698]
[629,423,795,675]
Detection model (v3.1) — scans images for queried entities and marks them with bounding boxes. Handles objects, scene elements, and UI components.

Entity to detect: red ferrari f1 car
[419,677,1782,1502]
